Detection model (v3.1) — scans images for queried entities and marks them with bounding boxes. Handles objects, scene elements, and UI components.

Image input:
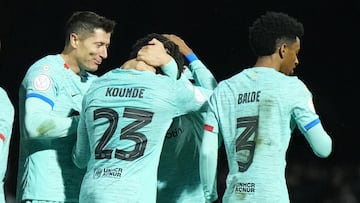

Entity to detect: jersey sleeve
[188,60,218,90]
[161,58,179,80]
[0,87,14,151]
[200,88,222,202]
[173,78,208,116]
[24,98,79,139]
[72,96,90,169]
[292,81,332,157]
[303,122,332,157]
[22,61,79,139]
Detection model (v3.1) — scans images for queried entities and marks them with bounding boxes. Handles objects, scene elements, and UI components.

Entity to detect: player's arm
[163,34,218,90]
[294,86,332,158]
[188,60,217,90]
[72,100,90,169]
[299,118,332,158]
[200,130,219,203]
[22,69,79,139]
[173,77,210,116]
[200,105,220,203]
[0,87,14,151]
[24,97,79,139]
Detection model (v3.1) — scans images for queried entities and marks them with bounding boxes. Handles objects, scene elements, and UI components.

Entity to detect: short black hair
[64,11,116,46]
[249,11,304,57]
[129,33,184,79]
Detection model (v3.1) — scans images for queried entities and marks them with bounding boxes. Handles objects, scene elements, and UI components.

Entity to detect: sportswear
[201,67,332,203]
[17,54,97,202]
[157,59,217,203]
[72,59,207,203]
[0,87,14,203]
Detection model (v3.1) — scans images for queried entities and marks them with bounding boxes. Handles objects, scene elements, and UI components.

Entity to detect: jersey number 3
[236,116,259,172]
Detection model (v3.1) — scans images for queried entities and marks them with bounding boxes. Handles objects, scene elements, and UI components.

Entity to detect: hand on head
[162,34,192,55]
[137,38,172,67]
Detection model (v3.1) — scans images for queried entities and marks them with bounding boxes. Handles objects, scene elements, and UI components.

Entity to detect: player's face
[77,28,111,72]
[280,37,300,75]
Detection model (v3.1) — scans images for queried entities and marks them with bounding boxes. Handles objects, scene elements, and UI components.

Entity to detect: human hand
[163,34,193,55]
[137,38,172,67]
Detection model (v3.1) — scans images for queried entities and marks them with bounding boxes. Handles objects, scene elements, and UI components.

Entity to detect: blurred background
[1,0,359,202]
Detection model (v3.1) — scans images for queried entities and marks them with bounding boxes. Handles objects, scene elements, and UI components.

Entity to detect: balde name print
[238,91,261,104]
[105,87,145,98]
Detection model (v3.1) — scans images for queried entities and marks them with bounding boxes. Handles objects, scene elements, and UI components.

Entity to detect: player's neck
[253,55,280,71]
[60,53,80,74]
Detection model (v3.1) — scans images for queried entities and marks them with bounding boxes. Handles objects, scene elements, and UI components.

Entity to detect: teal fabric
[17,54,97,202]
[202,67,332,203]
[73,63,207,203]
[0,87,14,203]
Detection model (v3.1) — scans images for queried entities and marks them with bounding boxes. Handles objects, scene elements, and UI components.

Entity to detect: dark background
[1,0,359,202]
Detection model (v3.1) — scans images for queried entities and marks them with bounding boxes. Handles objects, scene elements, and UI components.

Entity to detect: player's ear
[278,44,287,59]
[70,33,80,48]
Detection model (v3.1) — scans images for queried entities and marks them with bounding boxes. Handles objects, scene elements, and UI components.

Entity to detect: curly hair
[129,33,184,79]
[249,11,304,57]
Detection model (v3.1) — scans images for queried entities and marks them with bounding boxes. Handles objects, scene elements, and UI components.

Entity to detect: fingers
[162,34,192,55]
[162,34,181,41]
[162,34,176,40]
[137,40,171,67]
[147,38,161,45]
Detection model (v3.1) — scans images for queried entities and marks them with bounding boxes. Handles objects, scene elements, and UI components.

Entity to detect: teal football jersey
[17,54,97,202]
[157,60,217,203]
[202,67,331,203]
[0,87,14,203]
[73,63,207,203]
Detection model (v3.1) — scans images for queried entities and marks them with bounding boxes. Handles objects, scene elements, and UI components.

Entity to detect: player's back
[79,68,204,203]
[216,67,309,202]
[157,112,205,203]
[157,61,216,203]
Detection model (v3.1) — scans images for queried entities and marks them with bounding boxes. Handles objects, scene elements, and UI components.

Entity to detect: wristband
[185,53,198,63]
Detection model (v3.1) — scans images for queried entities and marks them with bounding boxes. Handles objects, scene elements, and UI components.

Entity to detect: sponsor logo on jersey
[93,167,123,179]
[234,182,255,193]
[166,127,183,138]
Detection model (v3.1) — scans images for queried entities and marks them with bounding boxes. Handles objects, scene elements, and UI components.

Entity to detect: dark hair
[249,11,304,57]
[129,33,184,79]
[64,11,116,46]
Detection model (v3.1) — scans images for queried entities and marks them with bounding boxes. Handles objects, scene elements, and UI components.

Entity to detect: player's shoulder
[30,54,61,66]
[155,73,182,87]
[26,54,63,74]
[285,75,309,92]
[213,72,241,92]
[0,86,6,95]
[0,87,12,102]
[92,68,120,85]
